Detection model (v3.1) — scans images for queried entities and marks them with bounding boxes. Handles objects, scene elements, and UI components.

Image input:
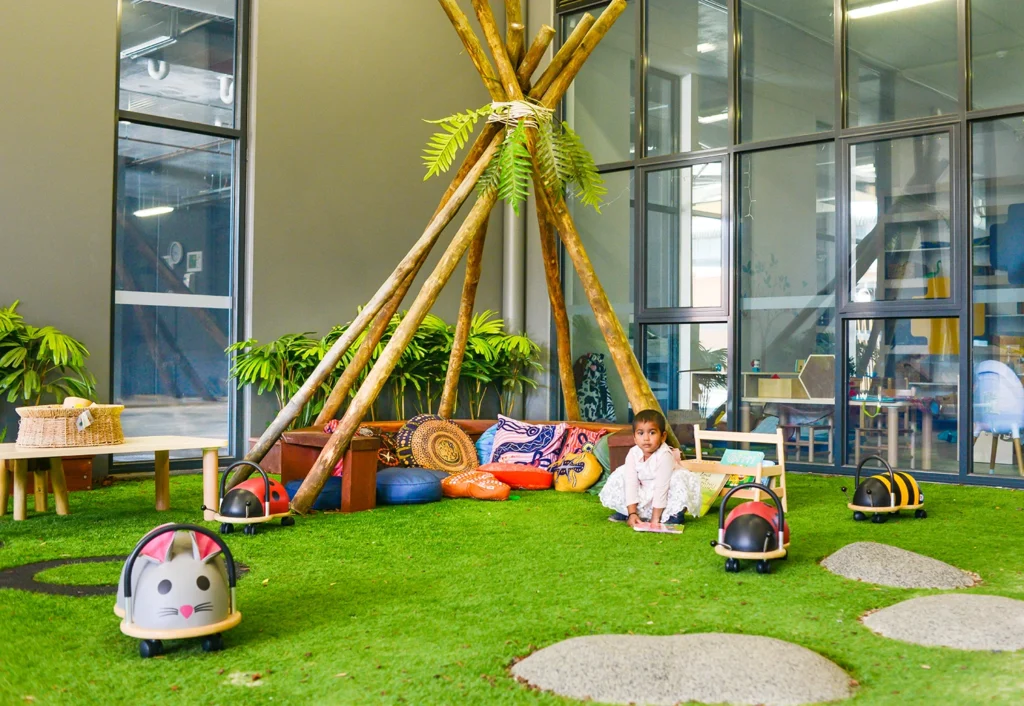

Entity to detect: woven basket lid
[410,419,477,474]
[395,414,443,466]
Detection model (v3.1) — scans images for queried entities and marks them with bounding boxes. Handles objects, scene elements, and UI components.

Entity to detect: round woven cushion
[395,414,443,467]
[410,419,477,474]
[375,468,443,505]
[285,477,341,511]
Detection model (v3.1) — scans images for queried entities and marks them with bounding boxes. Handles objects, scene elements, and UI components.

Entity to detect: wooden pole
[238,128,505,481]
[539,1,627,110]
[471,0,521,98]
[437,0,506,101]
[536,201,581,421]
[531,13,595,99]
[438,220,488,418]
[291,188,501,514]
[516,25,556,89]
[505,0,525,68]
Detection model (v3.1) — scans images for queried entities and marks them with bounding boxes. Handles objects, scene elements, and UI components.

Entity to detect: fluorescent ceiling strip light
[120,35,175,59]
[134,206,174,218]
[848,0,941,20]
[697,112,729,124]
[696,43,717,53]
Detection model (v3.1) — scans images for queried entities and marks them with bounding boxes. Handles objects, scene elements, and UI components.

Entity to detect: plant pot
[248,437,282,476]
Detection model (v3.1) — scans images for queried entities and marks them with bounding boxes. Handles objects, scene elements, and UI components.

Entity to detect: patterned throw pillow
[560,426,607,457]
[585,435,612,496]
[551,452,603,492]
[490,415,567,469]
[396,414,443,467]
[475,423,499,465]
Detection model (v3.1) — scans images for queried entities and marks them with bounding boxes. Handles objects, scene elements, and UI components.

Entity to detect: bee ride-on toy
[710,483,789,574]
[116,524,242,658]
[843,455,926,524]
[202,460,294,536]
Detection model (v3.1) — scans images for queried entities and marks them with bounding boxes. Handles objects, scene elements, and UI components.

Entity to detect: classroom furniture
[0,436,226,521]
[679,426,788,512]
[973,360,1024,476]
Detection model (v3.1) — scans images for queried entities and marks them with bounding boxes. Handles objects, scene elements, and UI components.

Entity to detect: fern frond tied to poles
[422,99,606,215]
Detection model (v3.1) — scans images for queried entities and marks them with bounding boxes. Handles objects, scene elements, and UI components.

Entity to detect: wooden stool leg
[0,460,8,517]
[154,450,170,511]
[1014,437,1024,478]
[13,459,28,521]
[990,434,999,470]
[33,470,47,512]
[49,457,70,516]
[202,448,220,521]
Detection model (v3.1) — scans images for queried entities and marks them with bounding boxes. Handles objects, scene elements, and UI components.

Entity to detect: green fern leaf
[496,124,532,216]
[558,122,607,212]
[421,106,491,181]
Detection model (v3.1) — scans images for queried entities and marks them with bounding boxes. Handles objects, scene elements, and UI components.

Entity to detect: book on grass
[633,522,683,534]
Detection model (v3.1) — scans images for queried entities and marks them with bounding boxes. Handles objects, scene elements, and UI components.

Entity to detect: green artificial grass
[33,561,122,587]
[0,473,1023,705]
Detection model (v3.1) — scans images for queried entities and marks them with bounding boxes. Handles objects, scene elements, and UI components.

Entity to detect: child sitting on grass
[599,409,702,527]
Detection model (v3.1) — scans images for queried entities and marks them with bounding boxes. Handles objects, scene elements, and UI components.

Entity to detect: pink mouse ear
[190,532,222,563]
[139,524,178,563]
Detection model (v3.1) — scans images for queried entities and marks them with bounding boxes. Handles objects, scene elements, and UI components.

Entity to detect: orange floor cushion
[441,471,510,501]
[478,462,553,490]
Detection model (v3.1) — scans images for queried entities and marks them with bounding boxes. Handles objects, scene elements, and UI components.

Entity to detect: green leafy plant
[494,331,543,417]
[422,100,606,215]
[0,300,97,407]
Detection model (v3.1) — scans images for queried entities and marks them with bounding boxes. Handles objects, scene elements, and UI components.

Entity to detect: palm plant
[494,331,543,417]
[460,311,503,419]
[0,300,97,407]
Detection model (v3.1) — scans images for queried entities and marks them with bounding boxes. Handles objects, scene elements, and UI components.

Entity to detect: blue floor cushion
[285,476,342,511]
[376,467,443,505]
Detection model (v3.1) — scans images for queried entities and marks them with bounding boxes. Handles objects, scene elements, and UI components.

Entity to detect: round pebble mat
[821,542,978,589]
[863,594,1024,651]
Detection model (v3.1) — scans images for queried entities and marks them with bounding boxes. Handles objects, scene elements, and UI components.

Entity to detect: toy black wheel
[201,633,224,652]
[871,513,887,524]
[853,511,867,522]
[915,509,927,519]
[219,523,233,534]
[243,524,257,536]
[281,516,295,527]
[756,559,772,575]
[724,558,740,573]
[139,639,163,658]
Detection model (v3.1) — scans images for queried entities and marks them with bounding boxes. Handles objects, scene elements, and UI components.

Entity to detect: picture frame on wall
[186,251,203,273]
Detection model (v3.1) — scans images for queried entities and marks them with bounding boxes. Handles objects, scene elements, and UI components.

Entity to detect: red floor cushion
[478,462,553,490]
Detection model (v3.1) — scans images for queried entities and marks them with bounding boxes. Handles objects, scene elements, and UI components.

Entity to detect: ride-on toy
[843,455,926,523]
[116,524,241,658]
[202,460,294,535]
[710,483,789,574]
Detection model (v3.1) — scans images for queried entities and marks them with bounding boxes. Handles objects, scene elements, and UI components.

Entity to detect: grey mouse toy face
[117,529,230,630]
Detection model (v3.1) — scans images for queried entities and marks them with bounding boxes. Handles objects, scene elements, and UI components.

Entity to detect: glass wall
[113,1,244,461]
[972,118,1024,477]
[846,318,960,474]
[739,0,834,143]
[739,143,836,463]
[555,0,1024,484]
[565,171,634,423]
[645,0,729,154]
[644,163,723,309]
[846,0,958,126]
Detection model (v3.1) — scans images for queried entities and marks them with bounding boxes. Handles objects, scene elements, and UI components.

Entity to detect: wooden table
[0,436,226,521]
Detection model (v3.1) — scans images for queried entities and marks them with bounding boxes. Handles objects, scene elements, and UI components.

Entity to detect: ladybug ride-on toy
[843,455,926,523]
[202,460,294,536]
[116,524,242,658]
[710,483,789,574]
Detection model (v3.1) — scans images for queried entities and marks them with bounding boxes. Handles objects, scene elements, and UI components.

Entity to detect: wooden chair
[687,426,788,512]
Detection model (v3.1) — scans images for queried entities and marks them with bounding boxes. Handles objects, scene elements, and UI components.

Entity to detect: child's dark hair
[632,409,667,433]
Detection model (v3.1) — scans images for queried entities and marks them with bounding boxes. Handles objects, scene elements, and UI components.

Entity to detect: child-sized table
[0,436,227,521]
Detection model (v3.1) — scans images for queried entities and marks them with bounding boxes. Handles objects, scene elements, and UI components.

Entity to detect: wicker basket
[15,404,125,448]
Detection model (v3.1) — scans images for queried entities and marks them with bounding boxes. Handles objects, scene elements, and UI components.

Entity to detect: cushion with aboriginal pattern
[395,414,444,467]
[551,452,603,492]
[478,462,553,490]
[441,470,510,501]
[491,415,567,469]
[410,419,477,474]
[560,426,607,457]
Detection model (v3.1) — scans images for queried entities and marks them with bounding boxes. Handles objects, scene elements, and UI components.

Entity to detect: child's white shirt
[623,442,676,509]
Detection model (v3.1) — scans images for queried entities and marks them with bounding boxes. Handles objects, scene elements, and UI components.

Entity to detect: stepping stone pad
[821,542,977,589]
[863,594,1024,651]
[511,634,854,706]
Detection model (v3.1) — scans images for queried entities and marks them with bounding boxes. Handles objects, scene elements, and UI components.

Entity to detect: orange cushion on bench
[478,462,553,490]
[441,471,510,501]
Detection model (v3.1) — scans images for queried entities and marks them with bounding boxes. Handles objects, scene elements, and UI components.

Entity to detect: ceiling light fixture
[697,112,729,124]
[696,42,717,53]
[120,35,176,60]
[134,206,174,218]
[848,0,941,20]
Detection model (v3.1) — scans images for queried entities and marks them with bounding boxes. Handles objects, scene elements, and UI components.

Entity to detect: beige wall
[0,1,118,432]
[248,0,506,346]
